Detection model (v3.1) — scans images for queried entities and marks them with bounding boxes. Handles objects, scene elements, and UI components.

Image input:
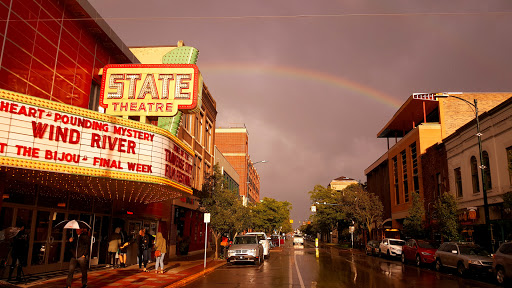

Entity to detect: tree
[250,197,292,235]
[309,185,344,235]
[341,184,383,239]
[403,192,425,239]
[200,164,247,259]
[434,192,459,241]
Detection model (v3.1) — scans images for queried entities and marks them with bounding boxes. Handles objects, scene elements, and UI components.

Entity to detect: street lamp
[435,94,491,249]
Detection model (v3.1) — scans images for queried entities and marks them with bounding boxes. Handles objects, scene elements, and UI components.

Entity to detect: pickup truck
[293,234,304,245]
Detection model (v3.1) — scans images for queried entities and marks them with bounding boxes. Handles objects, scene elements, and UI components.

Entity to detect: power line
[0,11,511,22]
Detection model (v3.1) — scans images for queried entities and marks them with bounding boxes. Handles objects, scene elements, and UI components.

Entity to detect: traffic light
[289,219,293,224]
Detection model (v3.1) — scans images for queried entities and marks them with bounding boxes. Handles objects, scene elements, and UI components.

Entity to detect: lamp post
[246,160,267,205]
[434,94,491,249]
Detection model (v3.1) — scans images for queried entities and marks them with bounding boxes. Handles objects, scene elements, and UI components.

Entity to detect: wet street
[185,241,500,288]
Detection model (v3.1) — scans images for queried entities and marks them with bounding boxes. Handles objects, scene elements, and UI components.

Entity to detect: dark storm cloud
[90,0,512,227]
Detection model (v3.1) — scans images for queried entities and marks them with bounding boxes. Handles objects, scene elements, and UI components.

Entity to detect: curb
[164,261,226,288]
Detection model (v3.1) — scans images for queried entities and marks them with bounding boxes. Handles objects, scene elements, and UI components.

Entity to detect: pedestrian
[66,228,91,288]
[118,227,128,268]
[154,232,166,274]
[137,228,151,272]
[107,228,121,268]
[8,222,28,282]
[220,236,229,259]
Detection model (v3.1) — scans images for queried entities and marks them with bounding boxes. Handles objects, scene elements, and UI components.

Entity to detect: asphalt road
[185,241,501,288]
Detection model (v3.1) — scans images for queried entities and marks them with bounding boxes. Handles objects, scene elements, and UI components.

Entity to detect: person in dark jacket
[8,223,28,281]
[66,228,91,288]
[137,228,152,272]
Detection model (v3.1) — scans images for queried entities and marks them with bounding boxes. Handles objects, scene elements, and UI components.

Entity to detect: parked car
[293,234,304,246]
[246,232,271,259]
[379,238,405,258]
[366,240,380,256]
[401,239,437,266]
[435,242,492,277]
[493,241,512,285]
[227,235,264,265]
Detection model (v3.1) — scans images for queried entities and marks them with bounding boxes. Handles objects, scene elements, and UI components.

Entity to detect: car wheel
[435,259,443,272]
[457,262,466,277]
[496,267,505,285]
[401,253,406,264]
[415,255,421,267]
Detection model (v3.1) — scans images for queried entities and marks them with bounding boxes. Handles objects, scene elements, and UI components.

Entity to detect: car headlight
[228,250,235,256]
[468,260,482,265]
[421,252,431,256]
[248,249,257,256]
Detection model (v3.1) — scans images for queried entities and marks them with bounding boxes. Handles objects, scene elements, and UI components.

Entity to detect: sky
[88,0,512,228]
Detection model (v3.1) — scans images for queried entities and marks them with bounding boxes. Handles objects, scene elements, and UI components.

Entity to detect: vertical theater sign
[0,64,203,203]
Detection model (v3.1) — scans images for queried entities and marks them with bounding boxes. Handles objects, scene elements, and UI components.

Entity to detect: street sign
[349,226,355,233]
[204,213,210,223]
[311,205,316,212]
[412,93,438,101]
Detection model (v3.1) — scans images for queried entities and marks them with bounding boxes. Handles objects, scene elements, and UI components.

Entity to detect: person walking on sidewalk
[137,228,151,272]
[66,228,91,288]
[154,232,166,274]
[107,229,121,268]
[8,222,28,282]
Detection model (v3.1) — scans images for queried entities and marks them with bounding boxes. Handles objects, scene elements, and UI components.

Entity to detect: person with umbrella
[61,220,91,288]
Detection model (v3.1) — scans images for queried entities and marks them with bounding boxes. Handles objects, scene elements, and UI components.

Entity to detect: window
[482,151,492,190]
[199,113,204,145]
[411,142,419,194]
[205,123,212,153]
[470,156,480,193]
[88,82,101,111]
[183,114,189,132]
[401,150,409,203]
[194,115,199,138]
[508,146,512,185]
[436,173,442,198]
[393,157,399,205]
[454,168,463,197]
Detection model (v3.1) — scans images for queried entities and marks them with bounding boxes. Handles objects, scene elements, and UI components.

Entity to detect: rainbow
[199,63,402,109]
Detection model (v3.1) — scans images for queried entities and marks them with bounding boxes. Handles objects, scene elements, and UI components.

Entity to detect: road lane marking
[294,251,306,288]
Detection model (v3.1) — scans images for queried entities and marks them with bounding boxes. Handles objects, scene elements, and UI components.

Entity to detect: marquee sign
[100,64,202,117]
[0,89,193,193]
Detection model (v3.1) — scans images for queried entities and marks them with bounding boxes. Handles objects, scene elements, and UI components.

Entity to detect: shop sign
[100,64,202,117]
[0,90,193,190]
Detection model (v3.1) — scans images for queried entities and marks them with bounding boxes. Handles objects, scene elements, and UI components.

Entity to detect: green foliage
[250,197,292,235]
[309,185,344,234]
[200,164,247,259]
[434,193,460,241]
[403,192,425,239]
[341,184,383,236]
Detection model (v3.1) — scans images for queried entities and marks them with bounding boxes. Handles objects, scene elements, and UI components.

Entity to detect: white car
[379,238,405,258]
[293,234,304,245]
[246,232,270,259]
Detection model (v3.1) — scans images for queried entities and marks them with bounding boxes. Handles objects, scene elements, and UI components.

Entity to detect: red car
[401,239,437,267]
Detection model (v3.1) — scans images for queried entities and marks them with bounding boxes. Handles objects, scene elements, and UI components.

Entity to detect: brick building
[215,126,261,204]
[365,92,511,236]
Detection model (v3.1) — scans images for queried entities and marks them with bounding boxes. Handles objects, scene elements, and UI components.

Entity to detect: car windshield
[294,235,302,238]
[234,237,257,245]
[418,241,434,249]
[459,246,489,256]
[389,240,405,246]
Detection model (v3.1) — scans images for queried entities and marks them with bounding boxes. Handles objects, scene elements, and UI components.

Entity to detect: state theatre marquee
[0,89,194,201]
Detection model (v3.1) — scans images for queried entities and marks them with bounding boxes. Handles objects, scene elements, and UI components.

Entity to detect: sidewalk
[1,252,225,288]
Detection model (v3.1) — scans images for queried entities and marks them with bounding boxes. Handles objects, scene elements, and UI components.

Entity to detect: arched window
[482,151,492,190]
[471,156,480,193]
